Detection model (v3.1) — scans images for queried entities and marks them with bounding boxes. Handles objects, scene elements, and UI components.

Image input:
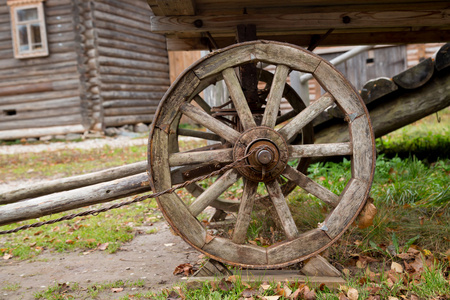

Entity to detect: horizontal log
[47,22,74,34]
[104,115,154,127]
[101,83,169,92]
[100,75,169,86]
[0,73,78,89]
[46,14,73,25]
[97,46,169,65]
[0,124,85,140]
[97,37,168,58]
[96,28,166,49]
[0,114,82,131]
[102,99,161,108]
[0,97,80,112]
[0,60,76,81]
[48,31,76,43]
[96,0,153,16]
[101,91,166,100]
[0,106,81,123]
[0,90,79,106]
[0,161,147,205]
[393,57,434,89]
[95,20,166,45]
[99,66,169,79]
[98,56,169,72]
[94,1,152,25]
[103,106,157,116]
[0,52,77,70]
[315,67,450,143]
[0,173,151,226]
[46,5,73,17]
[46,0,72,7]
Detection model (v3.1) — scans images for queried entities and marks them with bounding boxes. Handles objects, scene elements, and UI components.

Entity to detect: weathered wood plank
[177,128,220,141]
[222,68,256,130]
[0,90,79,106]
[100,75,169,85]
[101,83,169,92]
[169,148,233,167]
[393,57,434,89]
[435,43,450,71]
[324,179,369,239]
[266,180,299,240]
[350,115,375,183]
[102,99,161,108]
[0,106,81,123]
[232,180,258,244]
[155,0,195,16]
[0,173,150,226]
[94,1,152,24]
[184,183,240,213]
[360,77,398,104]
[262,65,290,128]
[278,93,334,142]
[0,114,82,131]
[96,28,166,49]
[314,61,365,117]
[193,95,211,114]
[103,107,157,116]
[101,91,165,100]
[95,20,166,45]
[97,37,168,57]
[0,162,147,205]
[288,142,352,158]
[189,169,240,217]
[150,128,206,249]
[98,56,169,72]
[282,166,339,208]
[97,46,169,65]
[104,115,154,127]
[0,124,85,140]
[0,97,79,112]
[202,236,268,267]
[151,10,450,34]
[179,103,240,144]
[267,229,331,265]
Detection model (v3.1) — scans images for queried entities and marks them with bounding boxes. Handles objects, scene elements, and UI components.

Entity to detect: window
[7,0,48,59]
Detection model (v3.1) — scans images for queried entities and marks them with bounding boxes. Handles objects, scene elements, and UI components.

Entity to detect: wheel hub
[233,127,288,182]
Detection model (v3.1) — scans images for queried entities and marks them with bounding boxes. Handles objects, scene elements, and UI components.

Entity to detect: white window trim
[7,0,49,59]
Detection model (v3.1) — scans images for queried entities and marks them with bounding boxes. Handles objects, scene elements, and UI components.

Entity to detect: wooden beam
[165,30,450,51]
[151,10,450,34]
[155,0,195,16]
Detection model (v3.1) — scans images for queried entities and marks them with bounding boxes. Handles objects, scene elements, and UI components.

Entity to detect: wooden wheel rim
[148,40,375,269]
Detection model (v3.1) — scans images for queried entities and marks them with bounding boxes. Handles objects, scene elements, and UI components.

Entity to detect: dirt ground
[0,221,201,299]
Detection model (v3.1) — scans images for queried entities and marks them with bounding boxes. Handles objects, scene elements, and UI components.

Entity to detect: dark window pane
[31,23,42,49]
[17,8,38,22]
[18,25,29,51]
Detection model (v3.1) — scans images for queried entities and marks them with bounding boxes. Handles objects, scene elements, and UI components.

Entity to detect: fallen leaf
[97,242,109,251]
[391,262,403,273]
[218,278,233,291]
[166,290,181,300]
[347,287,358,300]
[357,201,377,229]
[205,234,215,244]
[111,287,123,293]
[33,230,43,236]
[65,239,75,245]
[338,293,349,300]
[263,296,280,300]
[242,288,258,298]
[387,297,399,300]
[173,263,193,276]
[3,253,12,260]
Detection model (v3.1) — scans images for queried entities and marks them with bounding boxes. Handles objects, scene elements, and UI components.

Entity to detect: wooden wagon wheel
[148,40,375,268]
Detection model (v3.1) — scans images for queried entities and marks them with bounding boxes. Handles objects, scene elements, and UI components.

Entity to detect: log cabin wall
[92,0,170,128]
[0,0,85,140]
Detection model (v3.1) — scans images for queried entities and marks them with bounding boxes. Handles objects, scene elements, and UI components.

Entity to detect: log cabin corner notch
[7,0,49,59]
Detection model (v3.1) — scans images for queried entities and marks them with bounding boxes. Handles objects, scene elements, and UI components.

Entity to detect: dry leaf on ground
[173,263,194,276]
[111,287,123,293]
[391,261,403,273]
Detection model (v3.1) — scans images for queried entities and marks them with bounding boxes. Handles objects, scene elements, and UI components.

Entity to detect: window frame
[7,0,49,59]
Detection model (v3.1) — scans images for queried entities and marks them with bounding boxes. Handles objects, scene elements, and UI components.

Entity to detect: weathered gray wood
[169,148,233,166]
[97,46,169,65]
[0,107,81,123]
[189,169,240,217]
[179,102,240,144]
[232,180,258,244]
[202,236,268,266]
[0,173,150,226]
[315,68,450,143]
[0,124,85,141]
[155,0,195,15]
[0,114,82,131]
[324,179,369,239]
[314,61,365,117]
[177,128,221,141]
[150,128,207,249]
[278,93,334,141]
[193,95,211,114]
[262,64,290,128]
[435,43,450,71]
[288,142,352,158]
[350,115,375,183]
[184,183,240,213]
[360,77,398,104]
[0,162,147,205]
[104,115,154,127]
[301,255,342,277]
[282,166,339,208]
[266,180,299,240]
[393,57,434,89]
[222,68,256,130]
[98,56,169,72]
[0,97,80,112]
[267,229,331,265]
[102,107,157,116]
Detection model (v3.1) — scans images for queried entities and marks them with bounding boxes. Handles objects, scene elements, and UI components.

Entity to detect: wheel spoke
[289,142,352,158]
[222,68,257,130]
[262,65,290,128]
[169,148,233,167]
[276,109,297,125]
[232,179,258,244]
[189,169,240,217]
[278,92,334,141]
[193,95,211,114]
[180,102,240,144]
[265,180,299,240]
[177,128,221,141]
[282,166,339,207]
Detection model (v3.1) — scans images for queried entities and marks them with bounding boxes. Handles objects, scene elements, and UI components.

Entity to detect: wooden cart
[146,1,450,269]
